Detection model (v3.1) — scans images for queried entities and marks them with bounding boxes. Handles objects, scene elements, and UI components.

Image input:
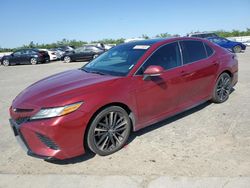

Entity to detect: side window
[24,50,33,54]
[85,46,93,52]
[204,43,214,57]
[13,51,22,56]
[137,42,181,74]
[180,41,207,64]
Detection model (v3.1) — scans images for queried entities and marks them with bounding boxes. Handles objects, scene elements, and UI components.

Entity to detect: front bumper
[232,71,238,86]
[9,110,89,160]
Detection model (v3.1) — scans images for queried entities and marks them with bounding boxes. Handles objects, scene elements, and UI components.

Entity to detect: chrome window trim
[203,42,215,58]
[134,41,183,76]
[133,39,216,76]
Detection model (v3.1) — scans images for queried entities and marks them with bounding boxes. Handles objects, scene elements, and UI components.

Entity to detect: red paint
[9,37,238,159]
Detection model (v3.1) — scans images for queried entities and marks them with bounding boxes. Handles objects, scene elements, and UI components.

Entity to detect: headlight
[30,102,83,120]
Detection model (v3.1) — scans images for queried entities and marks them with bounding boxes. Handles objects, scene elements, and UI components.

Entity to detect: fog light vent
[36,133,59,150]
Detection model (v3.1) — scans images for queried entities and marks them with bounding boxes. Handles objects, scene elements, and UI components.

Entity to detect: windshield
[82,43,150,76]
[209,37,228,43]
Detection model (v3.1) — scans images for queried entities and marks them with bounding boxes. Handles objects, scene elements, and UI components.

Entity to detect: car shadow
[45,150,96,165]
[127,101,212,144]
[47,101,212,165]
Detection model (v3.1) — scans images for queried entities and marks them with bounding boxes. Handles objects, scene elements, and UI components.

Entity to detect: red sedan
[9,37,238,160]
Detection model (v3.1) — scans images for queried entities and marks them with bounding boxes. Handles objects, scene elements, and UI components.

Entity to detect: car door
[21,50,31,64]
[10,50,22,64]
[73,47,85,60]
[133,42,185,127]
[83,46,95,60]
[178,40,219,105]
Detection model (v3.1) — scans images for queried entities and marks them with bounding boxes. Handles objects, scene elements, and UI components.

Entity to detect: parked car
[58,46,75,52]
[1,49,50,66]
[9,37,238,160]
[40,49,58,61]
[62,45,105,63]
[187,32,218,38]
[206,37,246,53]
[49,48,65,59]
[243,40,250,46]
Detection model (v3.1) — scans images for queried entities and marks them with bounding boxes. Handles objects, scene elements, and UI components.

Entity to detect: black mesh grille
[15,117,30,125]
[14,108,33,113]
[36,133,59,150]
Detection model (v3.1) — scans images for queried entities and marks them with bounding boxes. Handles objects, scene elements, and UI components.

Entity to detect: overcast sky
[1,0,250,48]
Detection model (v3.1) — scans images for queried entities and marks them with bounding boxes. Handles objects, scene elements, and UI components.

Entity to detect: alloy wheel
[233,45,241,53]
[64,56,71,63]
[216,74,231,102]
[30,58,37,65]
[2,59,9,66]
[93,111,129,152]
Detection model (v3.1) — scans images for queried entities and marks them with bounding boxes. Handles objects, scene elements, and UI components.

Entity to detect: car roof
[123,38,166,45]
[120,37,207,47]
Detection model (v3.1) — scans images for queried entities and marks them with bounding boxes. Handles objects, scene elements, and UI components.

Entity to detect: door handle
[212,61,219,66]
[180,70,192,77]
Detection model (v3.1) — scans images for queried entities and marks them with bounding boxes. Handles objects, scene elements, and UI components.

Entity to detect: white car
[243,40,250,46]
[40,49,58,61]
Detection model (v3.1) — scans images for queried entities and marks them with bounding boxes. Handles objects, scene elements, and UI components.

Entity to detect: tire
[211,72,232,103]
[233,45,242,53]
[30,58,37,65]
[87,106,131,156]
[64,56,71,63]
[2,59,10,66]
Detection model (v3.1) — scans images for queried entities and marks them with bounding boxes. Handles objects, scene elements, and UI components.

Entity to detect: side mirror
[143,65,164,80]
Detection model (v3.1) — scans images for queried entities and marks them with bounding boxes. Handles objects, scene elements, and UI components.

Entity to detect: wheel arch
[219,69,233,78]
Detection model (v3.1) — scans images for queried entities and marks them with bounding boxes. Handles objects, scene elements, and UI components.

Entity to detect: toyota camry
[9,37,238,160]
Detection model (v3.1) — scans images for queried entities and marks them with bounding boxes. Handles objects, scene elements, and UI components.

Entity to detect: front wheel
[63,56,71,63]
[87,106,131,156]
[233,45,242,53]
[2,59,10,66]
[211,73,232,103]
[30,58,37,65]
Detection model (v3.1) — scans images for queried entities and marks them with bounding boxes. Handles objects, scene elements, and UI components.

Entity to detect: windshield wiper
[88,70,107,75]
[81,68,107,75]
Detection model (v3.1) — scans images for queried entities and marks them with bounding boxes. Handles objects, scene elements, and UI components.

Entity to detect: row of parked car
[188,32,247,53]
[0,33,248,66]
[0,44,114,66]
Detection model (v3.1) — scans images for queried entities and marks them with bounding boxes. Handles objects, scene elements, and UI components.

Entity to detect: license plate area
[9,119,29,152]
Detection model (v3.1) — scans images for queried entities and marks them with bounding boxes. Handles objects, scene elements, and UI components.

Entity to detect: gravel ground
[0,49,250,187]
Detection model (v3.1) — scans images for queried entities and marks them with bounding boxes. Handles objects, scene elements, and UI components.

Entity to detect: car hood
[12,69,119,109]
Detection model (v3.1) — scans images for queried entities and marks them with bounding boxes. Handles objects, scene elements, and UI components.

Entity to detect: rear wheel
[233,45,242,53]
[2,59,10,66]
[30,58,37,65]
[212,72,232,103]
[64,56,71,63]
[87,106,131,156]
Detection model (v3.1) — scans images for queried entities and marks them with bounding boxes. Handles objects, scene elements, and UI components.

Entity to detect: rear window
[180,41,207,64]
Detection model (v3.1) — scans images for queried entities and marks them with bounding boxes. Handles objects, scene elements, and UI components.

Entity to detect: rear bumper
[9,110,89,160]
[37,56,50,63]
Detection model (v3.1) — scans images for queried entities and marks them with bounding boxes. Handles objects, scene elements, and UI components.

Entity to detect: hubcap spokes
[94,112,128,151]
[65,57,70,63]
[31,58,36,64]
[3,60,9,66]
[217,75,231,101]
